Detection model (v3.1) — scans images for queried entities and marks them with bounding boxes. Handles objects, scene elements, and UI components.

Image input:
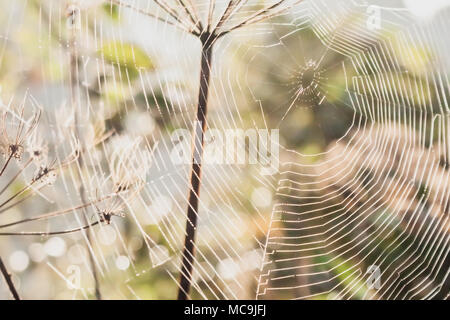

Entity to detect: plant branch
[0,256,20,300]
[151,0,198,34]
[212,0,237,33]
[207,0,216,31]
[69,24,103,300]
[0,195,115,229]
[110,0,193,34]
[0,152,15,176]
[177,36,214,300]
[0,220,101,236]
[0,180,37,211]
[176,0,203,33]
[217,0,302,38]
[0,185,45,215]
[0,158,33,196]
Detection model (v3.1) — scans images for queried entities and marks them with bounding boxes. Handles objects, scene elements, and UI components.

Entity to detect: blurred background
[0,0,449,299]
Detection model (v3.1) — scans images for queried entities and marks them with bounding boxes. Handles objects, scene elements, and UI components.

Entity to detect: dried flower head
[94,195,126,224]
[109,135,153,192]
[0,97,40,174]
[26,129,49,164]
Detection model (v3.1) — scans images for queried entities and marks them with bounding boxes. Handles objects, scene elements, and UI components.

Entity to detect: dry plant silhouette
[67,4,103,299]
[110,0,302,299]
[0,95,149,299]
[1,0,449,301]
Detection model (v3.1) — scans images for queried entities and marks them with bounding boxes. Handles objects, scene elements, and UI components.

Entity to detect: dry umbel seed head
[0,94,124,235]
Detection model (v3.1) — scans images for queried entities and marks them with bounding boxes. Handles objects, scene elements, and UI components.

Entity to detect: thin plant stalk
[0,221,101,236]
[0,158,33,196]
[68,10,102,300]
[0,194,115,229]
[178,37,214,300]
[0,256,20,300]
[109,0,299,300]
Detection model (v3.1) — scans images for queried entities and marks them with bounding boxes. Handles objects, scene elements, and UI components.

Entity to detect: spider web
[256,0,450,299]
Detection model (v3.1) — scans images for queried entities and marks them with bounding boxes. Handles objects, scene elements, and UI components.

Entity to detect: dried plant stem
[0,158,33,196]
[0,153,15,176]
[76,166,103,300]
[110,0,297,301]
[70,30,102,300]
[0,180,38,210]
[0,186,45,215]
[0,221,101,236]
[110,0,191,33]
[177,0,202,31]
[0,194,115,229]
[0,256,20,300]
[177,38,213,300]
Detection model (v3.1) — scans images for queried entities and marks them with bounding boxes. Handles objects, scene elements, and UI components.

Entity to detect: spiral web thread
[257,0,450,300]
